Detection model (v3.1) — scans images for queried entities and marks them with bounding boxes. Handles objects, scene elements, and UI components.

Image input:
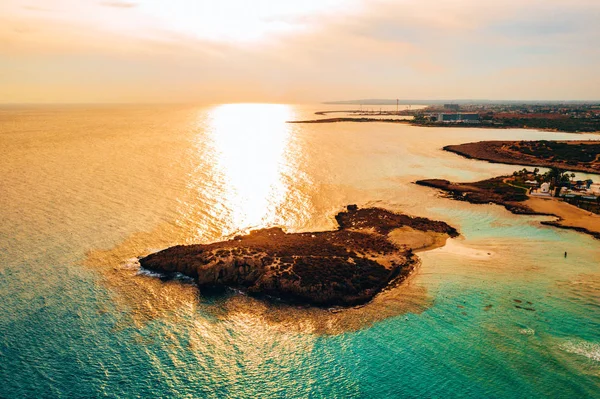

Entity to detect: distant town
[414,102,600,132]
[324,100,600,133]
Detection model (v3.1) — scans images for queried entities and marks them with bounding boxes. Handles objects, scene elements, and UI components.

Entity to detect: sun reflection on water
[189,104,295,239]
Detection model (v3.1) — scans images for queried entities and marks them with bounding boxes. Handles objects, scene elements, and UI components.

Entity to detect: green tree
[547,167,564,185]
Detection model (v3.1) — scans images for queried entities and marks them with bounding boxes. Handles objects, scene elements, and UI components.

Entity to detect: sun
[134,0,359,42]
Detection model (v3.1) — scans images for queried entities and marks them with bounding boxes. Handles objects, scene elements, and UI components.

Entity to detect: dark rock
[416,178,535,214]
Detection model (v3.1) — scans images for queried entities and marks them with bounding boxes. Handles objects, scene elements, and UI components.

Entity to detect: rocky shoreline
[139,206,458,307]
[415,178,535,215]
[444,141,600,174]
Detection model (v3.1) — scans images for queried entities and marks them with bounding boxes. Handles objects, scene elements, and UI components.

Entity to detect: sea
[1,103,599,398]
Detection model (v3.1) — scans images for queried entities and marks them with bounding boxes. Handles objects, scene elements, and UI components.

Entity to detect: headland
[444,140,600,174]
[416,177,600,240]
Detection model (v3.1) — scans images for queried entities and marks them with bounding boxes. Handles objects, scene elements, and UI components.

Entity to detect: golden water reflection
[83,103,435,334]
[186,103,296,240]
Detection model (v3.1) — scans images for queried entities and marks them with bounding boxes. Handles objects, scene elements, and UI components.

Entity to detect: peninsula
[444,140,600,174]
[139,206,458,307]
[416,174,600,239]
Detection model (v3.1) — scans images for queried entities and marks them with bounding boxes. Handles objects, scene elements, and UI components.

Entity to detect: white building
[540,182,551,194]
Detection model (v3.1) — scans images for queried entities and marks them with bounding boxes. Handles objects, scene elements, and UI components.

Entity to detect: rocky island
[139,206,458,307]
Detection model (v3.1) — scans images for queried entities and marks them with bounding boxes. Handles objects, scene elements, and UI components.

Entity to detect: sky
[1,0,600,103]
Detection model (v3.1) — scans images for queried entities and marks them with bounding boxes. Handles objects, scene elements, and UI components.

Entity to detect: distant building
[562,194,599,213]
[436,113,480,123]
[570,180,593,190]
[540,182,551,194]
[444,104,460,111]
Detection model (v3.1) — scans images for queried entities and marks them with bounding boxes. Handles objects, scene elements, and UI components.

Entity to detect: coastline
[525,197,600,239]
[287,117,412,124]
[443,141,600,174]
[288,110,600,135]
[416,178,600,240]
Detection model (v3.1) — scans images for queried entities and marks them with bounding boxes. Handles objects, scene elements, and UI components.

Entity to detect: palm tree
[547,167,566,186]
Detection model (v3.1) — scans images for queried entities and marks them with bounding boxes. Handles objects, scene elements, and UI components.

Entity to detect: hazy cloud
[1,0,599,103]
[100,1,137,8]
[21,5,56,12]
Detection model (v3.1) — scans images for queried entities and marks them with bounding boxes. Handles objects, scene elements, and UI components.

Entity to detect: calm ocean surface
[1,104,599,398]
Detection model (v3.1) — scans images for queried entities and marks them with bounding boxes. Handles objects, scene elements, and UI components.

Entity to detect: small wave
[559,340,600,362]
[229,288,247,295]
[136,268,166,279]
[518,328,535,336]
[172,272,196,283]
[122,257,193,281]
[136,268,197,285]
[122,257,141,269]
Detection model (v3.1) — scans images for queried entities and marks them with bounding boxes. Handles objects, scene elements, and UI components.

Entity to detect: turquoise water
[1,104,599,398]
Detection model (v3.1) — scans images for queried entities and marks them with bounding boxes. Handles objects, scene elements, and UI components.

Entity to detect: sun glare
[202,103,293,235]
[136,0,358,42]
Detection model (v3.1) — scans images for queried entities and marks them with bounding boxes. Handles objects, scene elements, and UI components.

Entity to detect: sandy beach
[526,197,600,237]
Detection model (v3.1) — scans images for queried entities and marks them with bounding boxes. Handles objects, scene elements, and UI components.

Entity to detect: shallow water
[1,103,599,398]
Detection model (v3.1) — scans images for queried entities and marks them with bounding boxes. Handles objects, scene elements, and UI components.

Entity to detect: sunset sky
[2,0,599,103]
